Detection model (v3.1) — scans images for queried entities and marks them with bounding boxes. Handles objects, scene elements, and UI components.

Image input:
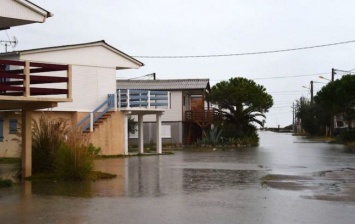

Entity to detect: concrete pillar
[124,114,129,155]
[138,114,144,154]
[22,110,32,178]
[156,113,162,154]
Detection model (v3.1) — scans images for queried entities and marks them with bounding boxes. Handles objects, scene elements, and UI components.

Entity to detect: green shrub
[0,178,13,188]
[336,129,355,144]
[31,114,68,173]
[195,127,222,146]
[54,127,94,181]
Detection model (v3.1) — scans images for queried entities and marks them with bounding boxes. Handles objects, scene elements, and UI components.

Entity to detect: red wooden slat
[31,75,68,83]
[0,59,25,66]
[4,68,67,74]
[0,85,24,91]
[30,62,68,70]
[0,72,24,79]
[30,88,68,95]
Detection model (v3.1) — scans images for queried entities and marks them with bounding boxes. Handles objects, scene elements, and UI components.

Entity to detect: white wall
[20,45,140,69]
[53,65,116,111]
[143,91,183,122]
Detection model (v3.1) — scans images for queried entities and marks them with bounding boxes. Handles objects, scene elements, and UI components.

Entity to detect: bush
[0,178,13,188]
[54,127,95,181]
[195,127,222,147]
[18,113,103,181]
[31,114,68,173]
[336,129,355,144]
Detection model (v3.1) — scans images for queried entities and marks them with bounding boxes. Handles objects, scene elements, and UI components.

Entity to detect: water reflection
[31,181,93,198]
[182,169,260,193]
[1,132,355,224]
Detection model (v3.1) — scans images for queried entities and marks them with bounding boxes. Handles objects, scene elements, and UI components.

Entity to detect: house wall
[19,45,140,69]
[129,121,183,146]
[0,112,21,157]
[143,91,183,122]
[0,110,126,157]
[54,65,116,112]
[89,111,126,155]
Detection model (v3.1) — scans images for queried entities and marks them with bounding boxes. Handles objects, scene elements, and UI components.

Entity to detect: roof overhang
[3,40,144,69]
[0,0,52,30]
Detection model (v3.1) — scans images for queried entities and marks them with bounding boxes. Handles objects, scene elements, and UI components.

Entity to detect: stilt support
[156,113,162,154]
[22,110,32,178]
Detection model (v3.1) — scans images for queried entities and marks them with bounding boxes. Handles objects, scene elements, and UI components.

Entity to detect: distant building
[117,79,215,145]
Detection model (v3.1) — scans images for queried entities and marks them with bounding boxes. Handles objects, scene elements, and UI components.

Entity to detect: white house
[1,0,170,179]
[116,79,213,146]
[1,0,55,178]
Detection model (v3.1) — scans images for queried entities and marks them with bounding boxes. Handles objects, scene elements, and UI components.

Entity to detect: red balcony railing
[0,59,72,101]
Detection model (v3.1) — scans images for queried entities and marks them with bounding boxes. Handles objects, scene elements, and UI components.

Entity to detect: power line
[133,39,355,58]
[210,72,328,82]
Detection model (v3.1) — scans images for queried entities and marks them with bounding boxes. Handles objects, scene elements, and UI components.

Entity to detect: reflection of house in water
[124,156,164,197]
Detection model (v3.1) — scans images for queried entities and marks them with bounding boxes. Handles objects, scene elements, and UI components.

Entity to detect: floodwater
[1,131,355,224]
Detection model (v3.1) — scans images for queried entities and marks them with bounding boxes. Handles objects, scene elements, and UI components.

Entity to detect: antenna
[0,36,18,53]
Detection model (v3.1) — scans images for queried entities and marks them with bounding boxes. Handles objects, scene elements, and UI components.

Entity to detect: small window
[162,125,171,138]
[0,119,4,141]
[9,119,17,134]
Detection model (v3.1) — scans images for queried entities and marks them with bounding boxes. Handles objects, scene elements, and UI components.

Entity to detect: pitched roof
[0,40,144,68]
[0,0,52,30]
[19,0,53,17]
[117,79,210,91]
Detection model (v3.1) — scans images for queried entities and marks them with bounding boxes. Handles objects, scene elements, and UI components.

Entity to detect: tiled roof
[116,79,210,91]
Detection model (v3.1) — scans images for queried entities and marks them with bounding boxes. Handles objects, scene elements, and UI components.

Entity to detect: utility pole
[330,68,335,135]
[310,81,314,105]
[153,73,156,80]
[292,102,295,132]
[331,68,335,82]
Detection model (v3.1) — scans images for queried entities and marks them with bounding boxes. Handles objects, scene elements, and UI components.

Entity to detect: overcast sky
[1,0,355,127]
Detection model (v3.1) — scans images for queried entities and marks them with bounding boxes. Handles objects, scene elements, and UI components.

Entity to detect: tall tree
[315,74,355,130]
[207,77,273,136]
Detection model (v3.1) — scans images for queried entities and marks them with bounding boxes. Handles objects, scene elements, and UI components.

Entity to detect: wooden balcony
[185,109,221,124]
[0,59,72,110]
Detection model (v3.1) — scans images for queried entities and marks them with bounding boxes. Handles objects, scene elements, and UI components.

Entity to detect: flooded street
[1,131,355,224]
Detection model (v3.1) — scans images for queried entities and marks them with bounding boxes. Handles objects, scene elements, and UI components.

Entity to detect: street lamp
[319,75,331,81]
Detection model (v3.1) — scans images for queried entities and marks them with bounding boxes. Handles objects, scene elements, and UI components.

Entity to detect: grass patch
[0,157,20,164]
[0,178,14,188]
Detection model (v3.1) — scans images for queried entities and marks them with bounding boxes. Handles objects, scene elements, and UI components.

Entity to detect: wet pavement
[1,131,355,224]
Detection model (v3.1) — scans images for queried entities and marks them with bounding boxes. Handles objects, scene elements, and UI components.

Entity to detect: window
[9,119,17,134]
[0,119,3,141]
[129,131,138,139]
[162,125,171,138]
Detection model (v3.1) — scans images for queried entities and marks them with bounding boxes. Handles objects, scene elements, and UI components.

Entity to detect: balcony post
[167,91,170,109]
[22,110,32,178]
[67,65,72,100]
[90,112,94,132]
[23,61,30,97]
[124,113,129,155]
[147,90,151,109]
[156,113,162,154]
[138,114,144,154]
[127,89,130,108]
[118,90,121,110]
[114,92,118,111]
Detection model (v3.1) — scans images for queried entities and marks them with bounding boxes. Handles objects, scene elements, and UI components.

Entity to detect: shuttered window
[9,119,17,134]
